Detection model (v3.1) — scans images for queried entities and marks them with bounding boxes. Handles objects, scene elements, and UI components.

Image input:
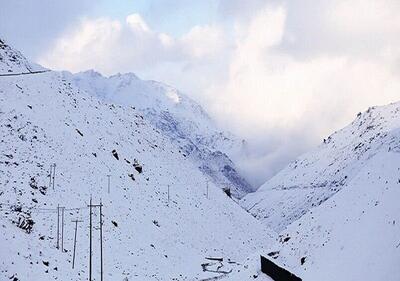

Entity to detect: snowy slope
[0,39,44,74]
[241,102,400,232]
[65,70,253,198]
[263,148,400,281]
[239,102,400,280]
[0,39,275,281]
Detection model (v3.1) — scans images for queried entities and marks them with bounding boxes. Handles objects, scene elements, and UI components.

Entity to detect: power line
[0,205,89,213]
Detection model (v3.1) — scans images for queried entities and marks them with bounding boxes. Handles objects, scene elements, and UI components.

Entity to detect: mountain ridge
[241,101,400,231]
[65,69,254,198]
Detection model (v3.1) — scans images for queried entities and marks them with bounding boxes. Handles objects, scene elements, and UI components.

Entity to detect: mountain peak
[78,69,104,78]
[110,71,139,80]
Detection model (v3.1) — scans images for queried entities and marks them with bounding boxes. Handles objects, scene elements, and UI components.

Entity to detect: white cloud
[327,0,400,35]
[38,1,400,187]
[180,25,225,58]
[205,2,400,185]
[39,14,225,75]
[126,14,150,32]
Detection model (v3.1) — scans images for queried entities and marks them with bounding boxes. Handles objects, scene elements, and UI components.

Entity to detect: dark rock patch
[112,149,119,160]
[75,129,84,136]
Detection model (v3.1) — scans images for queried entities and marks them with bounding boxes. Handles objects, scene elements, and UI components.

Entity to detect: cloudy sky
[1,0,400,187]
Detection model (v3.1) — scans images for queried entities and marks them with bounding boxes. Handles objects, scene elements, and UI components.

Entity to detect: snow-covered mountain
[3,34,399,281]
[264,148,400,280]
[241,102,400,280]
[64,70,253,198]
[0,39,274,281]
[242,103,400,232]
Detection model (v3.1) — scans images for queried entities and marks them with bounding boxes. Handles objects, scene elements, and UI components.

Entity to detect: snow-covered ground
[2,35,400,281]
[242,102,400,280]
[65,69,253,198]
[0,39,275,281]
[242,102,400,232]
[265,148,400,281]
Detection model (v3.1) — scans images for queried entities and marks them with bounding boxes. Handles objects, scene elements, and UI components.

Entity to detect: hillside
[0,39,44,74]
[240,102,400,280]
[241,102,400,232]
[263,143,400,280]
[0,39,274,281]
[65,70,253,198]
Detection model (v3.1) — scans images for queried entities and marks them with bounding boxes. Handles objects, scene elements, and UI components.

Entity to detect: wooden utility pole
[87,198,103,281]
[49,165,53,190]
[71,219,83,269]
[107,175,111,194]
[52,163,56,190]
[206,180,209,199]
[167,185,170,206]
[88,197,92,281]
[61,207,65,252]
[56,205,60,249]
[99,200,103,281]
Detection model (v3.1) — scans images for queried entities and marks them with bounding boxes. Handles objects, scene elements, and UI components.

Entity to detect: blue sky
[92,0,219,37]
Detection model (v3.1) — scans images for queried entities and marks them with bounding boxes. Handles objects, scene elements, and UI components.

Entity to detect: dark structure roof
[260,255,302,281]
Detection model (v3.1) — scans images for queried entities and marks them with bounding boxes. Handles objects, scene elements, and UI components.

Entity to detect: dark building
[260,255,302,281]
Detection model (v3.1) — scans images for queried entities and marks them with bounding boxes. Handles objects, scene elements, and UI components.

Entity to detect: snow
[266,149,400,281]
[0,39,44,74]
[2,35,400,281]
[65,70,254,198]
[0,40,275,281]
[242,102,400,232]
[224,253,274,281]
[242,102,400,280]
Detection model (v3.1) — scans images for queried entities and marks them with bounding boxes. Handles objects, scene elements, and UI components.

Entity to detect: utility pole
[61,206,65,252]
[56,204,60,249]
[107,175,111,194]
[87,198,103,281]
[206,180,209,199]
[52,163,56,190]
[71,219,83,269]
[99,199,104,281]
[167,185,170,206]
[88,197,92,281]
[49,165,53,190]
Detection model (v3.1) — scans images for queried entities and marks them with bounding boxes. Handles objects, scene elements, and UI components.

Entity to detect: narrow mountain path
[0,70,50,77]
